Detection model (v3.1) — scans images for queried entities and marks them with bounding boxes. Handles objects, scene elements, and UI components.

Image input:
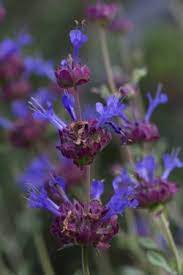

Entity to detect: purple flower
[69,29,88,60]
[96,95,128,126]
[62,92,76,121]
[11,100,29,119]
[19,155,51,189]
[145,86,168,122]
[134,152,182,208]
[28,186,60,216]
[86,2,119,25]
[55,56,90,89]
[135,156,156,182]
[31,95,129,166]
[24,56,55,80]
[26,173,137,249]
[162,149,183,180]
[90,179,104,200]
[117,86,168,144]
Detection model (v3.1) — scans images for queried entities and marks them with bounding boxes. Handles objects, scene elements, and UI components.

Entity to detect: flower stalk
[82,246,90,275]
[159,211,182,275]
[98,27,116,94]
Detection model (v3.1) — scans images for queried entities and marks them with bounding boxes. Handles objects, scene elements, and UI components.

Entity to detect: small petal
[90,179,104,200]
[162,149,183,180]
[145,86,168,122]
[135,155,156,182]
[62,92,76,120]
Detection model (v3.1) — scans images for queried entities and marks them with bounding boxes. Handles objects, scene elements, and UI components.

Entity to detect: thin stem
[33,232,55,275]
[81,246,90,275]
[159,211,181,275]
[74,87,82,120]
[98,27,116,94]
[85,165,91,203]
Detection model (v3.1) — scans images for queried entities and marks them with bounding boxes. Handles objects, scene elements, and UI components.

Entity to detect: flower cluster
[27,172,137,249]
[113,150,183,209]
[119,86,168,144]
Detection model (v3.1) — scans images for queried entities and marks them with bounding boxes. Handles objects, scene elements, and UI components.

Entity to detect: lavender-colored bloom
[112,169,137,192]
[28,186,60,216]
[69,29,88,59]
[134,152,182,208]
[19,155,51,188]
[11,100,29,119]
[17,33,32,47]
[0,117,13,129]
[24,56,55,80]
[0,38,18,60]
[135,156,156,182]
[31,95,123,166]
[162,149,183,180]
[96,95,128,126]
[62,92,76,121]
[0,33,32,61]
[26,173,137,249]
[34,88,56,105]
[29,97,66,130]
[145,87,168,122]
[90,179,104,200]
[118,87,168,144]
[107,187,138,217]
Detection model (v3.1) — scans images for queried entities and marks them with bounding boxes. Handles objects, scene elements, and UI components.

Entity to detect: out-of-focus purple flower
[24,56,55,80]
[108,18,133,34]
[2,79,31,101]
[34,88,56,105]
[11,100,29,118]
[118,87,168,144]
[19,155,51,188]
[162,149,183,180]
[86,2,119,25]
[113,151,182,209]
[134,152,181,208]
[0,33,32,61]
[145,86,168,122]
[0,6,6,23]
[0,117,13,129]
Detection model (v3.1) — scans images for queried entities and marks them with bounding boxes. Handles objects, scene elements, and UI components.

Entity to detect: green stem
[33,232,55,275]
[82,246,90,275]
[98,27,116,94]
[159,211,181,275]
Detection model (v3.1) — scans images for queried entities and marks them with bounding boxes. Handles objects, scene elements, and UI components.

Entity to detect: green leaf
[147,251,177,274]
[139,237,158,250]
